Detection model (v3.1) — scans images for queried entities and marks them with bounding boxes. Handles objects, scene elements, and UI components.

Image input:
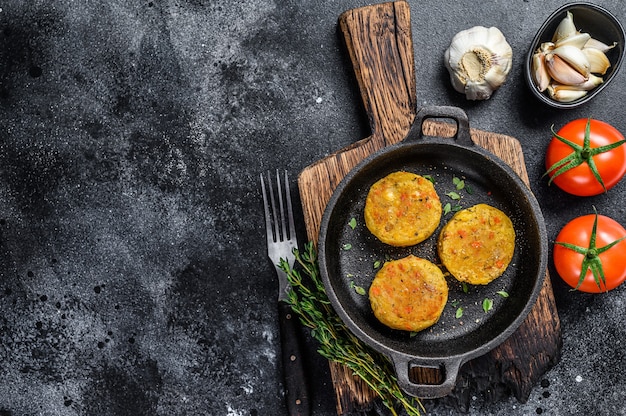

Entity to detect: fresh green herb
[455,307,464,318]
[451,299,460,308]
[423,174,435,183]
[373,260,382,269]
[497,290,509,298]
[482,298,493,313]
[346,273,354,279]
[348,217,357,229]
[462,282,469,294]
[280,243,424,416]
[453,176,465,190]
[446,191,461,200]
[342,243,352,251]
[350,281,366,296]
[465,184,474,194]
[444,203,462,215]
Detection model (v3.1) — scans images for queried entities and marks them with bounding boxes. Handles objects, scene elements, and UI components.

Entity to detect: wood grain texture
[297,1,562,413]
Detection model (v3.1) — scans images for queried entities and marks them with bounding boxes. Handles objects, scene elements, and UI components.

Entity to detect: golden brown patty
[369,255,448,332]
[364,171,441,247]
[438,203,515,285]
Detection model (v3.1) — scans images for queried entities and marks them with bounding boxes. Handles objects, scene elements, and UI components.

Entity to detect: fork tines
[261,169,296,244]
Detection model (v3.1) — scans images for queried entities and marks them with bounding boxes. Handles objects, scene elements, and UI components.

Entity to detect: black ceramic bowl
[525,2,625,109]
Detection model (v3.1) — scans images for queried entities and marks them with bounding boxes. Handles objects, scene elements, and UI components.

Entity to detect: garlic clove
[444,26,513,100]
[464,80,496,101]
[584,38,617,53]
[447,70,468,97]
[552,11,577,42]
[573,73,605,90]
[532,52,551,92]
[545,53,588,85]
[551,45,590,76]
[547,84,588,102]
[484,64,510,88]
[538,41,555,53]
[582,47,611,75]
[555,32,591,49]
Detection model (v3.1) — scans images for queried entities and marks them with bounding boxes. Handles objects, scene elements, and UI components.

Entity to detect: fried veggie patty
[364,171,441,246]
[369,255,448,332]
[438,203,515,285]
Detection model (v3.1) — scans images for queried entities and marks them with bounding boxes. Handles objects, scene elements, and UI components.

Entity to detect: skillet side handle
[391,354,462,399]
[405,106,473,146]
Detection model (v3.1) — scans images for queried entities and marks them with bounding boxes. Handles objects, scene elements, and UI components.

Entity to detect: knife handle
[278,300,311,416]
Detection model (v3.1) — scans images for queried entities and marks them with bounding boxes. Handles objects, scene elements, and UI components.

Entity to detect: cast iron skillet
[318,106,548,399]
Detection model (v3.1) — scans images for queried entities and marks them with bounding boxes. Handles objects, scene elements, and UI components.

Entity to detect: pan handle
[404,106,473,146]
[390,354,463,399]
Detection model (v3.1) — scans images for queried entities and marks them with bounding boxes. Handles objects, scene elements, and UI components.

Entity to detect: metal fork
[261,169,297,300]
[260,169,310,416]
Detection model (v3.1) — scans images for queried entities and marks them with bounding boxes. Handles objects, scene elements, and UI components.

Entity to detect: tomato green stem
[545,118,626,192]
[555,207,626,292]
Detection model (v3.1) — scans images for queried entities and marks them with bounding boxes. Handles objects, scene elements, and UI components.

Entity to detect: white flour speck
[575,375,583,382]
[242,382,254,394]
[226,405,245,416]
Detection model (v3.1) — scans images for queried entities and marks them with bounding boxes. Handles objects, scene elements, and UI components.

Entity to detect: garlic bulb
[444,26,513,100]
[531,11,617,102]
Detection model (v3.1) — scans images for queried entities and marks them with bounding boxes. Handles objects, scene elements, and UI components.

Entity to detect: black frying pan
[318,106,548,398]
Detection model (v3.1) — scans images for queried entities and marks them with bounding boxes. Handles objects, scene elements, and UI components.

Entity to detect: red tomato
[545,118,626,196]
[554,214,626,293]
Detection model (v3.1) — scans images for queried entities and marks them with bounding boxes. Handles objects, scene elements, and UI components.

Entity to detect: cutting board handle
[338,0,416,148]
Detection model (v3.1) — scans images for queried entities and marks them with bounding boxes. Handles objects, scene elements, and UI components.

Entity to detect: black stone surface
[0,1,626,415]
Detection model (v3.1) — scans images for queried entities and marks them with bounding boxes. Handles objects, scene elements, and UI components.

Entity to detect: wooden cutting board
[297,1,562,414]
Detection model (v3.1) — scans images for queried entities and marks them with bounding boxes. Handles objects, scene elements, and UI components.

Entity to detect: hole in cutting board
[409,366,444,385]
[422,118,460,139]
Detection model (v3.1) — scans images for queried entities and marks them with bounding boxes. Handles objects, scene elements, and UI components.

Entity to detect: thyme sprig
[279,242,424,416]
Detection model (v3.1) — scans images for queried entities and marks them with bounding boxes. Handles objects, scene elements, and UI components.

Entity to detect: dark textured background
[1,1,626,415]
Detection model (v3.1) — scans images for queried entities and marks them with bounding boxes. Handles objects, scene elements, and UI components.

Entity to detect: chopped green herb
[453,176,465,190]
[446,191,461,200]
[346,273,354,278]
[443,202,451,215]
[455,307,464,318]
[350,280,366,296]
[497,291,509,298]
[482,298,493,313]
[465,184,474,194]
[423,175,435,183]
[373,260,382,269]
[451,299,460,307]
[462,282,469,293]
[452,204,462,212]
[348,218,357,229]
[342,243,352,251]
